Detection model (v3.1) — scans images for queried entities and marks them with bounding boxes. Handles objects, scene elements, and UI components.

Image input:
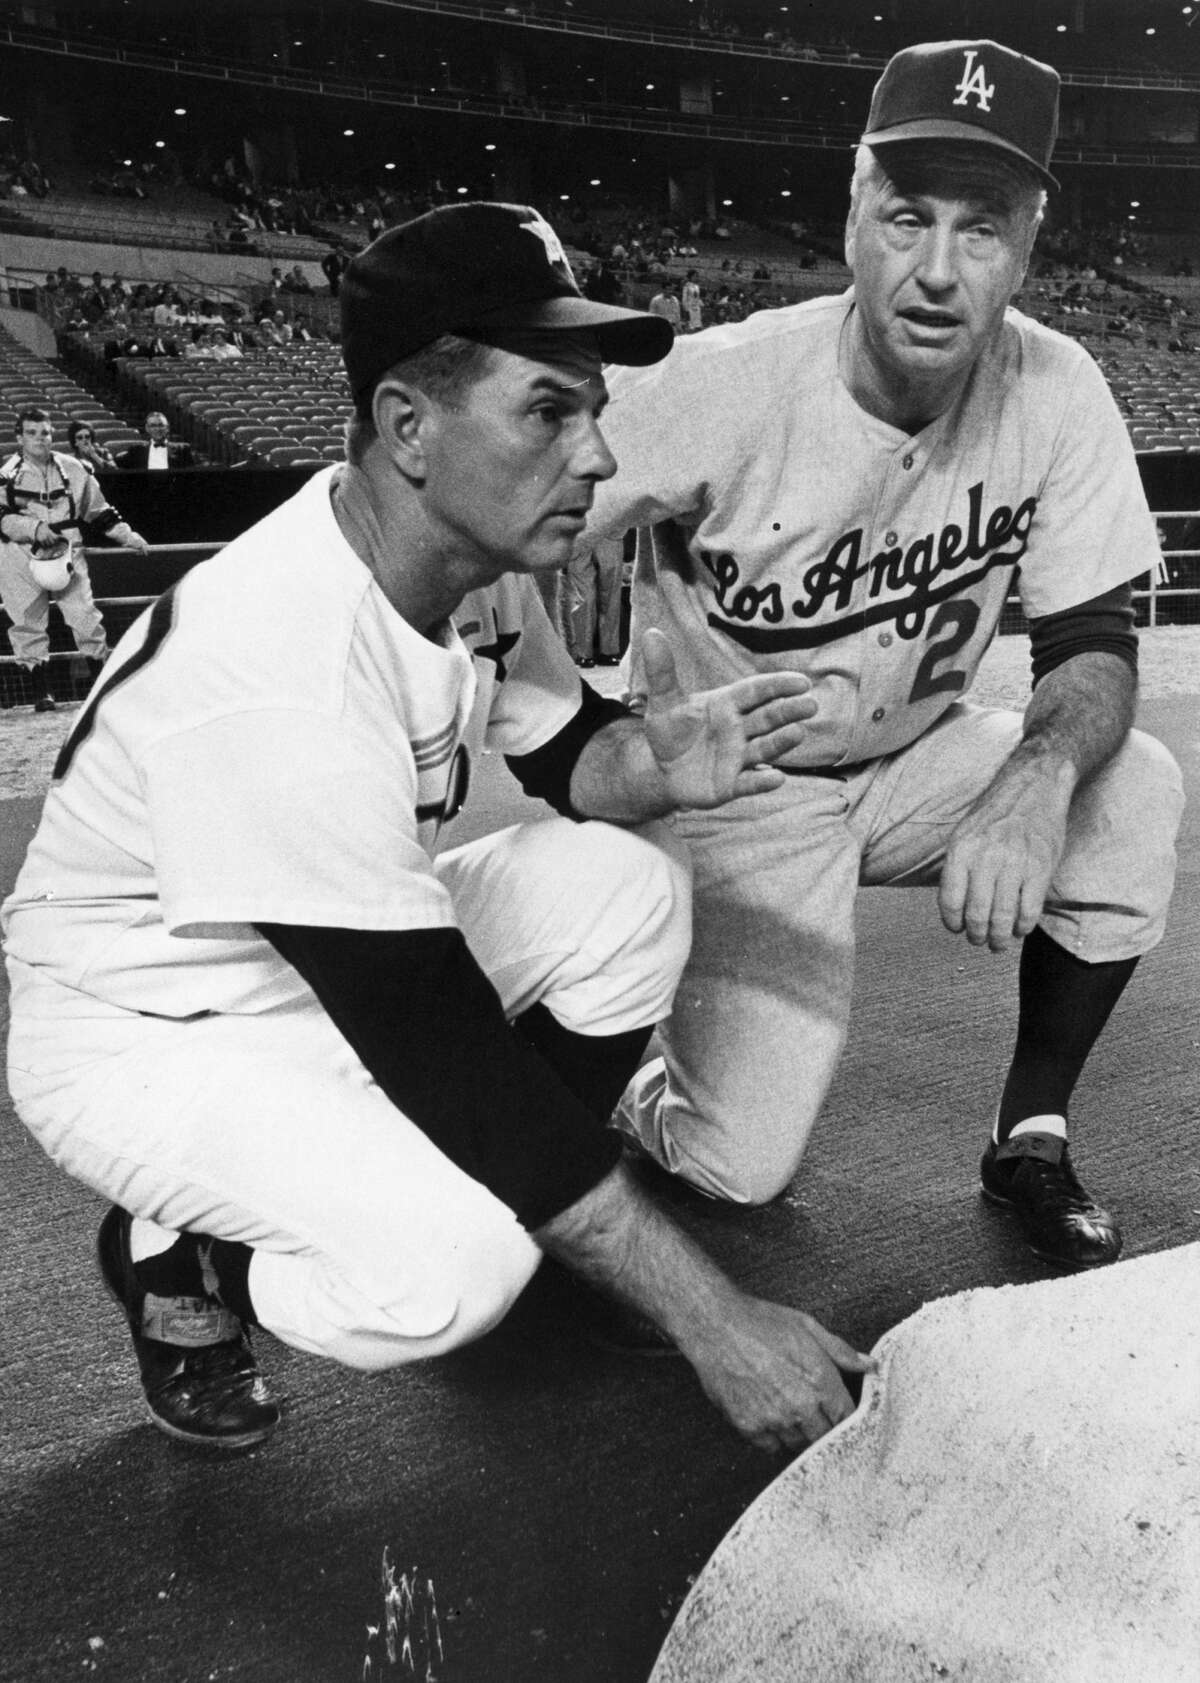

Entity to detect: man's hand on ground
[678,1295,876,1454]
[537,1162,875,1453]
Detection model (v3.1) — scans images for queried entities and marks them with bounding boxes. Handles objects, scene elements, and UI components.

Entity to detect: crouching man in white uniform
[4,203,874,1456]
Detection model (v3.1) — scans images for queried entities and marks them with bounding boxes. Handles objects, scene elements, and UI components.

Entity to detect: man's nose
[577,415,618,482]
[915,223,959,291]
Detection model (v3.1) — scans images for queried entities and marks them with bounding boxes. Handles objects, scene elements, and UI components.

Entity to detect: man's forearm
[1018,651,1136,791]
[535,1159,740,1355]
[536,1160,876,1449]
[568,717,674,823]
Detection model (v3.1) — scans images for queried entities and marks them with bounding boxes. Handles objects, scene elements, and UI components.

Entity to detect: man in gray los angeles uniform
[586,40,1184,1270]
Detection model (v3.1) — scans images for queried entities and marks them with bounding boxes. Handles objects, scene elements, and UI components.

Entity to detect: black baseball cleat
[980,1135,1123,1271]
[97,1206,281,1450]
[29,663,56,713]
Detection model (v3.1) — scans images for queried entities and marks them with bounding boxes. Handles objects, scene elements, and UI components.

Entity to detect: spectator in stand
[208,326,244,363]
[681,270,703,333]
[19,158,50,198]
[321,244,349,298]
[116,414,197,472]
[81,274,109,326]
[152,288,182,328]
[224,311,257,353]
[648,281,682,334]
[583,260,623,305]
[282,264,313,295]
[122,327,181,360]
[183,327,217,361]
[565,533,626,668]
[262,311,294,347]
[65,421,118,474]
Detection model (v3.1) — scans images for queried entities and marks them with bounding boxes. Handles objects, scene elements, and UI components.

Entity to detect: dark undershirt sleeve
[256,921,621,1230]
[1027,581,1138,689]
[505,680,635,819]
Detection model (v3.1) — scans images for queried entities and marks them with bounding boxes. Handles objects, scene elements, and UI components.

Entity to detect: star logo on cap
[521,211,575,283]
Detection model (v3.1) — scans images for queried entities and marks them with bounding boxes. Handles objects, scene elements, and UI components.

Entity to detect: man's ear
[373,378,432,481]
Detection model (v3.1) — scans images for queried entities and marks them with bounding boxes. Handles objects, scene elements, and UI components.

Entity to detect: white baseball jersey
[2,465,580,1018]
[590,291,1159,768]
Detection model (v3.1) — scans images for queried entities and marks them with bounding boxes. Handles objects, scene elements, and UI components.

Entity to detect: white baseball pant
[7,818,691,1370]
[0,544,107,665]
[616,702,1184,1205]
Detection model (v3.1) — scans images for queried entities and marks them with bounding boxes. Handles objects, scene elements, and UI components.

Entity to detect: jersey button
[878,631,893,647]
[872,707,886,722]
[902,454,914,470]
[884,530,898,547]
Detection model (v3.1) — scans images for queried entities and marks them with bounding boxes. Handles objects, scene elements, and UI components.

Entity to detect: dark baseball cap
[340,201,674,398]
[861,40,1061,190]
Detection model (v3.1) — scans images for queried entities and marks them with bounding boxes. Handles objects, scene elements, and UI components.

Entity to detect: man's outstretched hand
[640,627,815,809]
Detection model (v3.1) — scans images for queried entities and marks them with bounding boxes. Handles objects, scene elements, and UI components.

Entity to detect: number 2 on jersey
[907,599,980,705]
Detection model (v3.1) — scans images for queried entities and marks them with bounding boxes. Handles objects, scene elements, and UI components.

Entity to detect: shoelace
[1018,1155,1099,1218]
[151,1340,263,1407]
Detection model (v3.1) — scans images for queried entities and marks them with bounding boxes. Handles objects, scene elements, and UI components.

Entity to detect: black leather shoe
[97,1206,281,1450]
[30,664,56,712]
[980,1135,1122,1270]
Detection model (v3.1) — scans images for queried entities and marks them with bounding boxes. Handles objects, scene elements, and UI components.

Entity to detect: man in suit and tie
[115,414,197,471]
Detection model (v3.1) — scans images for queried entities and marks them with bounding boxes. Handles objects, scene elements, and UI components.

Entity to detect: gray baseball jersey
[589,291,1159,768]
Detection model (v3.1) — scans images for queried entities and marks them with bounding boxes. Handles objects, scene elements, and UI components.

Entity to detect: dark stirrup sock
[205,1238,258,1327]
[511,1001,652,1125]
[131,1233,207,1301]
[133,1232,258,1328]
[996,926,1139,1142]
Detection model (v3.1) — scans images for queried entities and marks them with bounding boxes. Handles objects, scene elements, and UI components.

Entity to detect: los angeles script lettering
[703,481,1038,645]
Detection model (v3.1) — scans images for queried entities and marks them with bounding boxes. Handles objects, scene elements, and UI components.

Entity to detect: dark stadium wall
[94,467,320,558]
[85,458,1200,602]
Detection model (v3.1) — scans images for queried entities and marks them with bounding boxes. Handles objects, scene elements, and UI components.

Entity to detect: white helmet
[29,553,73,593]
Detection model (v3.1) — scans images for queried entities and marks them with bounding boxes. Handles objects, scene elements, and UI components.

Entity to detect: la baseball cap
[340,201,674,398]
[860,39,1061,190]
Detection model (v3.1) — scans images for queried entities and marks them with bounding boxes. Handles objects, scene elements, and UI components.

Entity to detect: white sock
[129,1216,180,1264]
[993,1113,1068,1145]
